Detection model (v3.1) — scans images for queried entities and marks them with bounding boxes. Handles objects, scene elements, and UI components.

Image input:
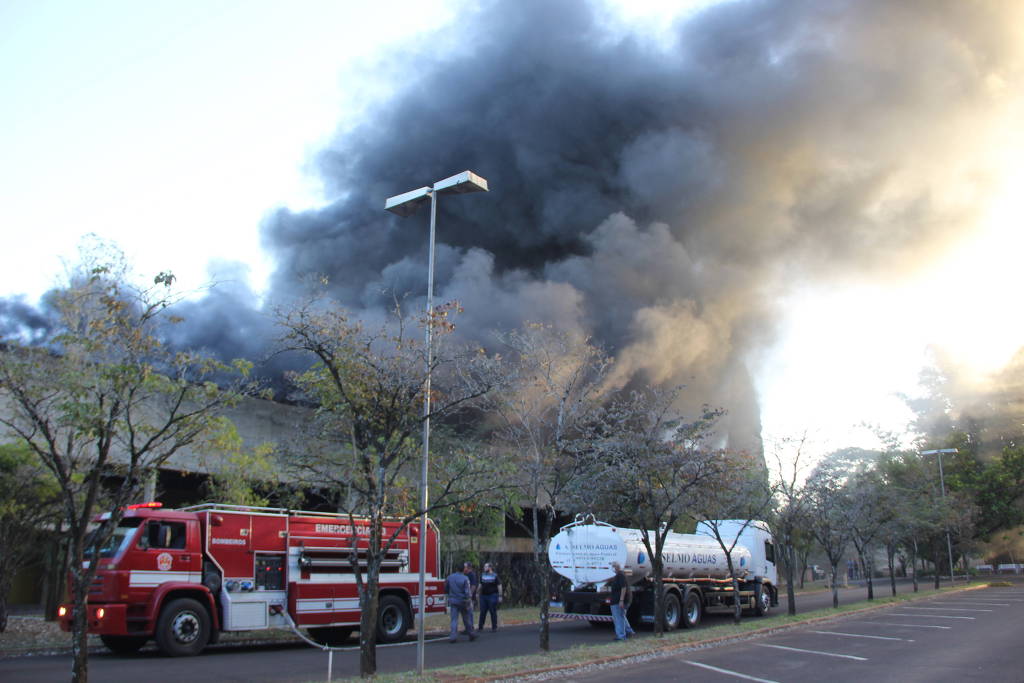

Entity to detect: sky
[3,0,1023,461]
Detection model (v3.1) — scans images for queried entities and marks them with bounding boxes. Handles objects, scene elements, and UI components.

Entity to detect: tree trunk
[933,546,941,590]
[785,545,797,616]
[863,554,874,600]
[798,547,810,589]
[652,559,664,636]
[358,575,380,676]
[535,508,552,652]
[887,543,897,597]
[726,556,741,625]
[71,574,90,683]
[0,573,10,633]
[829,563,839,608]
[910,538,919,593]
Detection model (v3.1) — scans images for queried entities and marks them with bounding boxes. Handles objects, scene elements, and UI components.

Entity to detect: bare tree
[480,323,610,652]
[0,247,252,683]
[766,433,814,615]
[275,296,506,676]
[696,451,775,624]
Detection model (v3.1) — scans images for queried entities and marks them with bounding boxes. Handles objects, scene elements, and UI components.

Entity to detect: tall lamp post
[922,448,958,584]
[385,170,489,674]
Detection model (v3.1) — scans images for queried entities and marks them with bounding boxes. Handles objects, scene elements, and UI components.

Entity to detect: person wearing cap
[608,561,635,641]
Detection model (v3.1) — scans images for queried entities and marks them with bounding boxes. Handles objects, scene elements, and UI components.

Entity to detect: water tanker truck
[548,517,778,629]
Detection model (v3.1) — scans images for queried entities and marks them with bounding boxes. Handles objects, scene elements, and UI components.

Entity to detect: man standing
[608,561,635,641]
[445,562,477,642]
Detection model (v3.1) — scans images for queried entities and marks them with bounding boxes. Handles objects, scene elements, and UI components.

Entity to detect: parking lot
[578,586,1024,682]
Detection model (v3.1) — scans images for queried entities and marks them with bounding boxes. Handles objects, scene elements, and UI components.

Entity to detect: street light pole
[922,448,958,584]
[385,171,488,674]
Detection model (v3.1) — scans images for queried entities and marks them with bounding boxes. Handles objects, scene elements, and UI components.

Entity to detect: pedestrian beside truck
[477,562,503,631]
[608,561,635,641]
[445,563,477,643]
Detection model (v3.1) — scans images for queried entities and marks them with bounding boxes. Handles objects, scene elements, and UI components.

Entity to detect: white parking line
[865,622,952,629]
[886,613,975,620]
[937,602,1010,607]
[899,606,992,612]
[812,630,914,642]
[683,661,781,682]
[754,644,867,661]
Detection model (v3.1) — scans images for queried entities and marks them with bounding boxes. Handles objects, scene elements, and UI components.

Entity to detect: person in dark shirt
[464,562,479,606]
[607,561,635,641]
[445,563,476,642]
[477,562,503,631]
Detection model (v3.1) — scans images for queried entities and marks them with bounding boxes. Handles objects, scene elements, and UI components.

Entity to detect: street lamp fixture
[922,448,958,584]
[384,170,489,674]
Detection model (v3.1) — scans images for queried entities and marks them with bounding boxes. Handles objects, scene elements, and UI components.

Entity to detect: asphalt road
[0,579,1011,682]
[577,584,1024,682]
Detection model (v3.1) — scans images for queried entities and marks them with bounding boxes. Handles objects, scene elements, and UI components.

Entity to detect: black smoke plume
[4,0,1019,451]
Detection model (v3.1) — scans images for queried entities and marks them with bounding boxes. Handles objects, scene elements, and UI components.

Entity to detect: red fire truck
[58,503,446,656]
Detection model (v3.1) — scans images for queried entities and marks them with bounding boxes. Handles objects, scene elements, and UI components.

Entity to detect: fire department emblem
[156,552,173,571]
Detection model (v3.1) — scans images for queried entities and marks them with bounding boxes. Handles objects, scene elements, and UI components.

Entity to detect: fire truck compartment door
[222,589,288,630]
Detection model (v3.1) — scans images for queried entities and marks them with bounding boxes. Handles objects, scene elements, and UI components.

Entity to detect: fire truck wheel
[155,598,211,656]
[308,626,353,646]
[682,589,702,629]
[100,635,148,654]
[376,595,411,643]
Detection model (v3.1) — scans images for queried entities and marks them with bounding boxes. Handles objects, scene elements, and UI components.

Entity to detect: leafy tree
[0,247,252,683]
[878,450,948,592]
[566,389,723,636]
[200,418,295,507]
[0,441,62,632]
[805,458,854,608]
[845,466,894,600]
[480,323,610,652]
[274,295,506,676]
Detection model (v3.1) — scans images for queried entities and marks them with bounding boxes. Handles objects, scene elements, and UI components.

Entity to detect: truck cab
[59,504,212,655]
[696,519,778,586]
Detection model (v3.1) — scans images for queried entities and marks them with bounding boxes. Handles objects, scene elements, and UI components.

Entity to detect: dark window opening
[146,521,187,550]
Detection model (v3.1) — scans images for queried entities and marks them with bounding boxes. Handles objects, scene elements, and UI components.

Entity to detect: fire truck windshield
[85,518,144,560]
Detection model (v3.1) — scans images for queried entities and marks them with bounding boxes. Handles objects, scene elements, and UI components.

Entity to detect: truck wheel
[155,598,210,656]
[308,626,353,646]
[100,635,148,655]
[755,583,771,616]
[682,589,702,629]
[662,592,682,631]
[376,595,410,643]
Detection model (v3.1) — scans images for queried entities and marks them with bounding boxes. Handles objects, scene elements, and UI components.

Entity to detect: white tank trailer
[549,518,778,630]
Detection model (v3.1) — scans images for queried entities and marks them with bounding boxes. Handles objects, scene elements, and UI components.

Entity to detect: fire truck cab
[58,503,445,656]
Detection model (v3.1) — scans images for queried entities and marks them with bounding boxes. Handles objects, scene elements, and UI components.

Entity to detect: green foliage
[0,441,64,631]
[200,419,293,508]
[0,240,255,676]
